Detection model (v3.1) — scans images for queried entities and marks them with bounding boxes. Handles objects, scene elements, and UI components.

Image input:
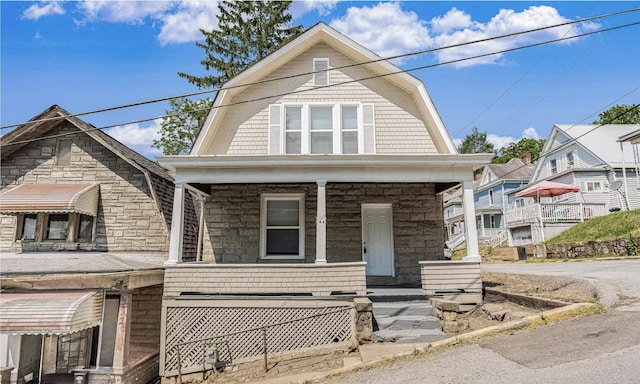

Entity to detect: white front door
[362,204,394,276]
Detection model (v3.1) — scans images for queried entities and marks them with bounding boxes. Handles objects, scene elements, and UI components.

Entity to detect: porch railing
[446,233,466,250]
[506,203,607,225]
[163,262,367,297]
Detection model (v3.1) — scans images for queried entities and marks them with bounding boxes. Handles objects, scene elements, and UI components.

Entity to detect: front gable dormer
[191,23,457,157]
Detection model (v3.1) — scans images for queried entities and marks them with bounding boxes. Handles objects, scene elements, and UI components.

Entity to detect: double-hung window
[584,181,603,192]
[273,103,375,155]
[550,159,558,175]
[260,194,305,259]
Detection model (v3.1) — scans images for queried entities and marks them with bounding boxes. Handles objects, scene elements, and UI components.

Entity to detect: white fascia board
[158,154,493,184]
[191,89,227,155]
[414,85,457,154]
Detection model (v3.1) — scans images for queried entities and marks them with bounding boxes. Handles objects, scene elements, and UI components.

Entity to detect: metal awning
[0,183,99,216]
[0,291,103,335]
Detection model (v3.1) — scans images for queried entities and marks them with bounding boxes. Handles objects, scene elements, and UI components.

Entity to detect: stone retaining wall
[544,237,640,258]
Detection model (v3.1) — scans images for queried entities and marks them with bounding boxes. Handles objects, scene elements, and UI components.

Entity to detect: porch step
[372,301,448,343]
[366,286,427,302]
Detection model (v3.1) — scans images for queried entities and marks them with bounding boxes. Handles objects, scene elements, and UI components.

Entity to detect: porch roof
[159,154,493,185]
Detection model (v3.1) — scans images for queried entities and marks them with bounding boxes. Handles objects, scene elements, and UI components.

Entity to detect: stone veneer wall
[0,122,171,253]
[200,183,444,285]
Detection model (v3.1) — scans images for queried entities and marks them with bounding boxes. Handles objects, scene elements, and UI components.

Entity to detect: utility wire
[1,7,638,130]
[3,20,639,148]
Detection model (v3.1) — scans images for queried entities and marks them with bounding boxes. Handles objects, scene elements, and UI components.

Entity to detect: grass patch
[546,209,640,244]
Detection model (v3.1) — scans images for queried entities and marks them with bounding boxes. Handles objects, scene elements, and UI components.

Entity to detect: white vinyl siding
[210,43,437,155]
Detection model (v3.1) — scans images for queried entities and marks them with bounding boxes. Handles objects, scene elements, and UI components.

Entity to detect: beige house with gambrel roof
[157,23,491,379]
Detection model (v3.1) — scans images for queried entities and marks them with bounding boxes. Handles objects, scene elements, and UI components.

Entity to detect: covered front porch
[161,154,491,294]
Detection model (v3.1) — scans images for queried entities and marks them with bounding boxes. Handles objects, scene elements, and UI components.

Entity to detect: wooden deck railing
[506,203,607,225]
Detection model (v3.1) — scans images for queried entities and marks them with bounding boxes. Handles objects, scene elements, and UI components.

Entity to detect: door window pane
[47,214,68,240]
[21,214,37,240]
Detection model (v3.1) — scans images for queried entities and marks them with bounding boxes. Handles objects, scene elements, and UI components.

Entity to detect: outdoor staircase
[485,230,508,248]
[446,233,466,250]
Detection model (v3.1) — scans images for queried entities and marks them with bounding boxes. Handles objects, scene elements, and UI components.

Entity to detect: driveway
[482,259,640,310]
[322,259,640,383]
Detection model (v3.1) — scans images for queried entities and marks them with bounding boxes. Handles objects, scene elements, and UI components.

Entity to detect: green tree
[458,127,495,154]
[492,137,546,164]
[153,98,212,155]
[154,0,303,155]
[592,104,640,125]
[178,0,303,88]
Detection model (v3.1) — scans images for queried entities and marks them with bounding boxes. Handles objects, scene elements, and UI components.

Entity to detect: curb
[302,302,599,383]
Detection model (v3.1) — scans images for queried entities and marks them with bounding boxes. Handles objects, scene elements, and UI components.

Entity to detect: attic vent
[313,58,329,86]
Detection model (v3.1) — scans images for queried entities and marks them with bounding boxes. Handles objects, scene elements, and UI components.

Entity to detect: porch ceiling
[159,154,493,184]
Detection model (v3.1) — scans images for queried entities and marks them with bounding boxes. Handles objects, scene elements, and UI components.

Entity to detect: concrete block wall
[163,262,367,297]
[201,182,445,285]
[0,122,171,253]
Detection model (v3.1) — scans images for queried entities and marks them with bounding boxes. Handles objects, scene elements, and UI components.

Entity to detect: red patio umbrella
[515,180,580,202]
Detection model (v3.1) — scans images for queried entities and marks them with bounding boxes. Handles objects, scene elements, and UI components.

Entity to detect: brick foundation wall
[0,122,171,253]
[201,183,444,285]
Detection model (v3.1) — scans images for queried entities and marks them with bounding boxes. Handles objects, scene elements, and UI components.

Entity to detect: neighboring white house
[157,22,492,380]
[505,124,640,246]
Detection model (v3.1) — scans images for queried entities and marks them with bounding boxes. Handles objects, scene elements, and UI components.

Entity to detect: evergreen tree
[154,0,303,155]
[458,127,495,154]
[178,0,303,89]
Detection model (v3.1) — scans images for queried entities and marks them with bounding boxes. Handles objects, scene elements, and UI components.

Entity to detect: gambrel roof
[191,22,456,155]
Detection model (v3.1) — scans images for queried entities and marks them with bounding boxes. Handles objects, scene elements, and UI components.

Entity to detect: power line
[3,20,639,149]
[2,7,638,130]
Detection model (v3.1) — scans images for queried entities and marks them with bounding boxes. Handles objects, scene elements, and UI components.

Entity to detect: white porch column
[167,182,185,265]
[462,180,481,261]
[315,180,327,264]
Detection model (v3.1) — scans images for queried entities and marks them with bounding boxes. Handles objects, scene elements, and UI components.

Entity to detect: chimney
[521,152,532,165]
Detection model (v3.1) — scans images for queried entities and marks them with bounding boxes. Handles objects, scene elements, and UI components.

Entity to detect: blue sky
[2,1,639,158]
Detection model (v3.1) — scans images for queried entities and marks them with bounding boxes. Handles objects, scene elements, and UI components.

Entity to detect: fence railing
[506,203,607,225]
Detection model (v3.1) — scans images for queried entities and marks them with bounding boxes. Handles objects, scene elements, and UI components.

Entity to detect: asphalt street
[322,259,640,383]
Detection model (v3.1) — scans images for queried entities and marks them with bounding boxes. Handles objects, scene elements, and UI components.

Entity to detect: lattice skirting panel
[161,299,357,376]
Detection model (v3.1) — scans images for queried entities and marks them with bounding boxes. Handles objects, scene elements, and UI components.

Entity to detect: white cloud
[76,1,176,24]
[22,1,65,20]
[330,2,432,62]
[290,0,339,18]
[106,119,163,158]
[157,2,219,46]
[522,127,541,139]
[430,5,600,68]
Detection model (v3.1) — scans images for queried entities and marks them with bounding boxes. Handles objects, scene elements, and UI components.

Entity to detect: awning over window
[0,291,103,335]
[0,183,99,216]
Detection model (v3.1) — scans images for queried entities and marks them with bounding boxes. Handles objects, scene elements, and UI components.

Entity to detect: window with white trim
[260,194,305,259]
[488,190,494,206]
[550,158,558,175]
[584,181,603,192]
[313,58,329,86]
[271,103,375,155]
